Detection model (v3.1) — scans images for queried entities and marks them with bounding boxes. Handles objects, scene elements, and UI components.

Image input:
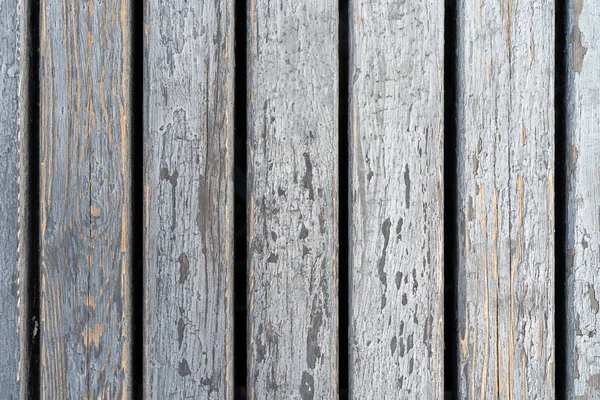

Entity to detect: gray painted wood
[247,1,338,398]
[456,0,555,398]
[143,0,234,398]
[39,0,132,398]
[348,1,444,398]
[0,0,32,398]
[566,1,600,397]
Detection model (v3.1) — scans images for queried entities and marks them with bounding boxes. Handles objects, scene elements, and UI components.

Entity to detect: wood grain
[456,0,555,398]
[39,0,132,398]
[566,0,600,397]
[143,0,234,398]
[247,1,338,398]
[348,0,444,397]
[0,0,32,397]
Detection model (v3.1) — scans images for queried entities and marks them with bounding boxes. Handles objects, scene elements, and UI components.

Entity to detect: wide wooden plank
[247,1,338,398]
[348,1,444,397]
[456,0,554,398]
[566,1,600,397]
[39,1,132,398]
[0,0,32,397]
[143,0,234,398]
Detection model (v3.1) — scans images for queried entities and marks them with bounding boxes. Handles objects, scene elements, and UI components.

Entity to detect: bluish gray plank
[40,1,132,398]
[0,0,32,398]
[456,0,555,397]
[247,0,339,398]
[348,0,445,397]
[566,0,600,397]
[143,0,234,398]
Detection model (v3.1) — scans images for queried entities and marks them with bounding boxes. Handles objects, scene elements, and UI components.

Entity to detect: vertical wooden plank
[39,0,132,398]
[143,0,234,398]
[0,0,31,397]
[247,1,338,398]
[348,0,444,397]
[456,0,554,398]
[566,1,600,397]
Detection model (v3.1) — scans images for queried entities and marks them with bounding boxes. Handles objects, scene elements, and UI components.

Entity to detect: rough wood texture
[143,0,234,398]
[566,1,600,397]
[456,0,555,398]
[247,1,338,398]
[0,0,31,397]
[39,0,132,398]
[348,1,444,397]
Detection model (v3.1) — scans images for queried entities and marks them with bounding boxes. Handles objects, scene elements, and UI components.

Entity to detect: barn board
[0,0,32,397]
[143,0,235,398]
[247,0,339,398]
[348,0,445,397]
[566,0,600,397]
[39,0,133,397]
[456,0,555,398]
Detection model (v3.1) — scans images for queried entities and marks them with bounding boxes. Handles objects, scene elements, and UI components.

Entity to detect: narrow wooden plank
[456,0,554,398]
[143,0,234,398]
[348,0,444,397]
[0,0,32,397]
[247,1,338,398]
[566,1,600,397]
[39,1,132,398]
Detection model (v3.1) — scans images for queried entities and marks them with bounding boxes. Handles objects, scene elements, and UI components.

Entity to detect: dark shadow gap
[443,0,458,398]
[555,0,567,397]
[338,0,349,399]
[131,0,144,398]
[234,0,248,398]
[28,0,41,398]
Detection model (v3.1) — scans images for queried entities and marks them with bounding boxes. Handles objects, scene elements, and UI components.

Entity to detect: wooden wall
[0,0,598,398]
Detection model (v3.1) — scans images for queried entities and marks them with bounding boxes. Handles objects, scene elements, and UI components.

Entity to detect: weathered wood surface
[456,0,555,398]
[0,0,31,398]
[39,0,132,398]
[348,0,444,397]
[143,0,234,398]
[566,1,600,397]
[247,1,339,398]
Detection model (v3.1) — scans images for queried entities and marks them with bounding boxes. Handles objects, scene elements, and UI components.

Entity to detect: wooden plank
[348,0,444,397]
[39,0,132,398]
[0,0,32,397]
[143,0,234,398]
[566,1,600,397]
[247,1,338,398]
[456,0,554,398]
